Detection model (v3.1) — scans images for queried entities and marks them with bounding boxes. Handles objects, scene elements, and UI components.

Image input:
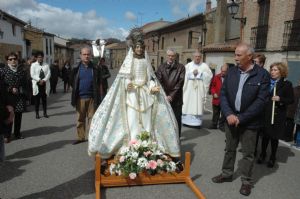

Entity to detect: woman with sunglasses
[0,52,28,142]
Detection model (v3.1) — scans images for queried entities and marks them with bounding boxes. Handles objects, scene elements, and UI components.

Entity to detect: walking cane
[271,83,277,125]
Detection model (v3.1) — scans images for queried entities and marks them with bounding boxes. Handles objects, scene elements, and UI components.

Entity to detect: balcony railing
[282,19,300,50]
[250,25,268,50]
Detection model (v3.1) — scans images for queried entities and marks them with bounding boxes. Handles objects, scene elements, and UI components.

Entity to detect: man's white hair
[193,51,202,57]
[166,48,176,55]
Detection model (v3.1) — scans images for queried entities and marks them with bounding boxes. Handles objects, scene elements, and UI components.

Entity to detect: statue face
[134,44,144,56]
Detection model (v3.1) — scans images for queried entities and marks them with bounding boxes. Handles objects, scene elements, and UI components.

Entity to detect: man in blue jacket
[211,43,270,196]
[71,47,102,145]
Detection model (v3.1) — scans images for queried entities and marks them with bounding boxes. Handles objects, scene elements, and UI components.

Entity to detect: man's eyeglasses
[8,58,17,61]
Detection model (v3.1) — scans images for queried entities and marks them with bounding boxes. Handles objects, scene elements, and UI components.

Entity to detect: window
[49,39,52,55]
[258,0,270,26]
[161,37,164,50]
[188,31,192,49]
[12,24,16,36]
[46,39,49,55]
[251,0,270,49]
[160,57,164,65]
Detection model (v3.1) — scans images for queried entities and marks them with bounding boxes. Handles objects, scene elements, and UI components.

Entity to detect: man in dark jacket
[211,43,270,196]
[50,60,60,94]
[156,48,185,138]
[70,47,102,145]
[97,57,111,101]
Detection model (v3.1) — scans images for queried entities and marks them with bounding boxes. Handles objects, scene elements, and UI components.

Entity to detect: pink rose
[147,160,157,170]
[143,151,152,157]
[129,172,137,179]
[119,156,125,163]
[129,139,138,145]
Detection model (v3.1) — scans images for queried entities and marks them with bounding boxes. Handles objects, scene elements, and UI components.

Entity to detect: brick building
[54,36,74,68]
[144,14,206,69]
[243,0,300,85]
[106,42,127,69]
[24,25,44,59]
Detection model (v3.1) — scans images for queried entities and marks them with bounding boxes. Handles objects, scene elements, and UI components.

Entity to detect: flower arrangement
[109,132,177,179]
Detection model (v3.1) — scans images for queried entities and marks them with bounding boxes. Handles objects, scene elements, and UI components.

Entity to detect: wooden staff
[271,82,277,124]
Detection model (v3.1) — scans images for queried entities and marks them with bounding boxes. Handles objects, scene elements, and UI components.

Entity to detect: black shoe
[208,125,218,129]
[240,184,252,196]
[72,140,86,145]
[36,113,40,119]
[256,154,266,164]
[15,135,24,139]
[212,174,232,183]
[267,159,275,168]
[43,114,49,118]
[219,126,225,132]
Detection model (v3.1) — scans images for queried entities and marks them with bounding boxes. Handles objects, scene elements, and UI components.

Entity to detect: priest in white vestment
[88,28,180,159]
[182,51,213,126]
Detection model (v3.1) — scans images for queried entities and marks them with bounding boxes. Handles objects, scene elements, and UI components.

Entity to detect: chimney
[206,0,212,13]
[214,0,227,43]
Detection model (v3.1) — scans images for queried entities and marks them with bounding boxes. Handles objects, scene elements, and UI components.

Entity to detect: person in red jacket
[209,63,228,130]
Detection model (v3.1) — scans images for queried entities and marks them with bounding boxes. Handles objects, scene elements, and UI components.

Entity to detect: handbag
[39,69,45,79]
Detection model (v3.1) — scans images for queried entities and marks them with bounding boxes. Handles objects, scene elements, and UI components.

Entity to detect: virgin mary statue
[88,28,180,159]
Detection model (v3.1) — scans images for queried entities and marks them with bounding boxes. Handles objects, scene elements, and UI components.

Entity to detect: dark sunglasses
[8,58,17,61]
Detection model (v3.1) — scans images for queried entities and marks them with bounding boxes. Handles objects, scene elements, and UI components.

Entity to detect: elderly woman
[257,62,294,168]
[0,52,28,142]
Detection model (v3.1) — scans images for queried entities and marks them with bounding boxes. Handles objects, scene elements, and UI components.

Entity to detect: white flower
[141,140,149,147]
[169,161,176,172]
[109,163,116,175]
[137,157,148,168]
[153,150,163,156]
[117,169,122,176]
[133,141,141,150]
[131,152,139,159]
[129,172,137,179]
[157,159,164,167]
[119,146,129,155]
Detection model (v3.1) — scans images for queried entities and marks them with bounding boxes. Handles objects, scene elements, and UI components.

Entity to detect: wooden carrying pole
[95,152,205,199]
[271,83,277,125]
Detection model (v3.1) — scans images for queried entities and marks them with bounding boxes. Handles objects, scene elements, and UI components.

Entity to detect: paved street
[1,68,300,199]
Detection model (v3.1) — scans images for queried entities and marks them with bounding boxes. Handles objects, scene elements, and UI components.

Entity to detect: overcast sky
[0,0,217,40]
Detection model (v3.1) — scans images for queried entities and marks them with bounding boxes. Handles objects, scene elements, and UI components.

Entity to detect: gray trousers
[221,124,257,185]
[0,134,4,162]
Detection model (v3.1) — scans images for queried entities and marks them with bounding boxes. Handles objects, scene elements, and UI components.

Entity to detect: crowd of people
[1,31,300,197]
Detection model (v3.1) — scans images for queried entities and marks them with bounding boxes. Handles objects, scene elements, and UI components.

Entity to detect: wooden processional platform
[95,152,206,199]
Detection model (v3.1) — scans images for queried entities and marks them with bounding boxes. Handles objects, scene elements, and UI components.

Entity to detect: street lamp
[227,0,246,25]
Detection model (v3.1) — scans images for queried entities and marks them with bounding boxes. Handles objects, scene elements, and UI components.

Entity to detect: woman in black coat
[61,61,72,93]
[257,62,294,167]
[0,52,28,142]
